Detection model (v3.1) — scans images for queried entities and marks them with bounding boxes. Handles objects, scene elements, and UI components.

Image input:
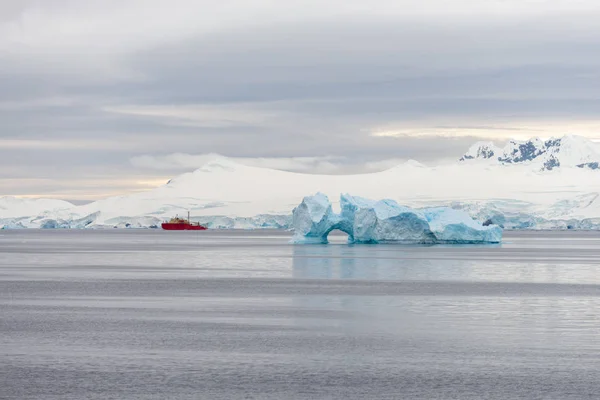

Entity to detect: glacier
[291,193,503,244]
[3,136,600,231]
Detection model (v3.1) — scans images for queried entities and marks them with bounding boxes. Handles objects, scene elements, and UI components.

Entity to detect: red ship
[161,212,207,230]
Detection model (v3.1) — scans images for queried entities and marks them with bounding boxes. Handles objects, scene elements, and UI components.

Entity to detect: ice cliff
[292,193,503,244]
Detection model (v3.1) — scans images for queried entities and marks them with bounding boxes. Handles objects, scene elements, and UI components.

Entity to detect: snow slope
[0,196,73,218]
[2,136,600,229]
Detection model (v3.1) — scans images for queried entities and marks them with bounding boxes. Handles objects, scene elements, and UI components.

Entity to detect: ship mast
[187,211,190,223]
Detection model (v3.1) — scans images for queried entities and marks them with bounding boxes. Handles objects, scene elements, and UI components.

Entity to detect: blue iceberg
[292,193,503,244]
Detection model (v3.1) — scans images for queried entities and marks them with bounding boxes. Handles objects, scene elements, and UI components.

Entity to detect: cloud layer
[2,0,600,198]
[129,153,418,175]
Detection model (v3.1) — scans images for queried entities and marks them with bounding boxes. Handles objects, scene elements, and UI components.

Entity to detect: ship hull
[161,223,207,230]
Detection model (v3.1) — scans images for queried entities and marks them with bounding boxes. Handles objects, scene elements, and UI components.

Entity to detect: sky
[2,0,600,200]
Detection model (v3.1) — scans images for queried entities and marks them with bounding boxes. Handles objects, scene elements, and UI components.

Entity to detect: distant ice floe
[0,214,292,230]
[291,193,503,244]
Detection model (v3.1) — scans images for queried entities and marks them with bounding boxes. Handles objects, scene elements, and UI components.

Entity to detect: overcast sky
[2,0,600,200]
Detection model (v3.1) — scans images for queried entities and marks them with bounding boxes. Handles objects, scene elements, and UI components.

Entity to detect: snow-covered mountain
[460,135,600,170]
[459,141,502,162]
[0,196,73,218]
[2,135,600,230]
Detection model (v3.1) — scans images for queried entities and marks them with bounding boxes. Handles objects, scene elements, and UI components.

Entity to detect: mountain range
[459,134,600,170]
[2,135,600,230]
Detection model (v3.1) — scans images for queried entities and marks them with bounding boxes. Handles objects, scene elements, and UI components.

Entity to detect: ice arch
[290,193,354,243]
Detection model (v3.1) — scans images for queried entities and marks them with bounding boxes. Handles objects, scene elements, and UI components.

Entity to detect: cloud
[103,104,287,128]
[2,0,600,199]
[370,121,600,142]
[0,138,126,150]
[130,153,347,174]
[129,152,461,174]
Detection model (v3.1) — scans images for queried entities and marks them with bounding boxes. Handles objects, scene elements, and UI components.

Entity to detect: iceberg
[197,214,292,229]
[0,218,27,229]
[291,193,346,243]
[341,195,436,243]
[291,193,503,244]
[421,207,503,243]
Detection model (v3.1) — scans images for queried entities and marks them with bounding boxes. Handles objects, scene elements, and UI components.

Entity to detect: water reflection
[291,245,474,281]
[291,243,600,284]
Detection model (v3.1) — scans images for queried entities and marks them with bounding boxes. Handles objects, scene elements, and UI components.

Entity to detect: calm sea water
[2,230,600,399]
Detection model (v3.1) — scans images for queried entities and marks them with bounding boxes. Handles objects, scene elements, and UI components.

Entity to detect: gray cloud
[1,1,600,198]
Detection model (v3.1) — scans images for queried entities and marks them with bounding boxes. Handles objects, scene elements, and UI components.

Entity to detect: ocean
[2,229,600,399]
